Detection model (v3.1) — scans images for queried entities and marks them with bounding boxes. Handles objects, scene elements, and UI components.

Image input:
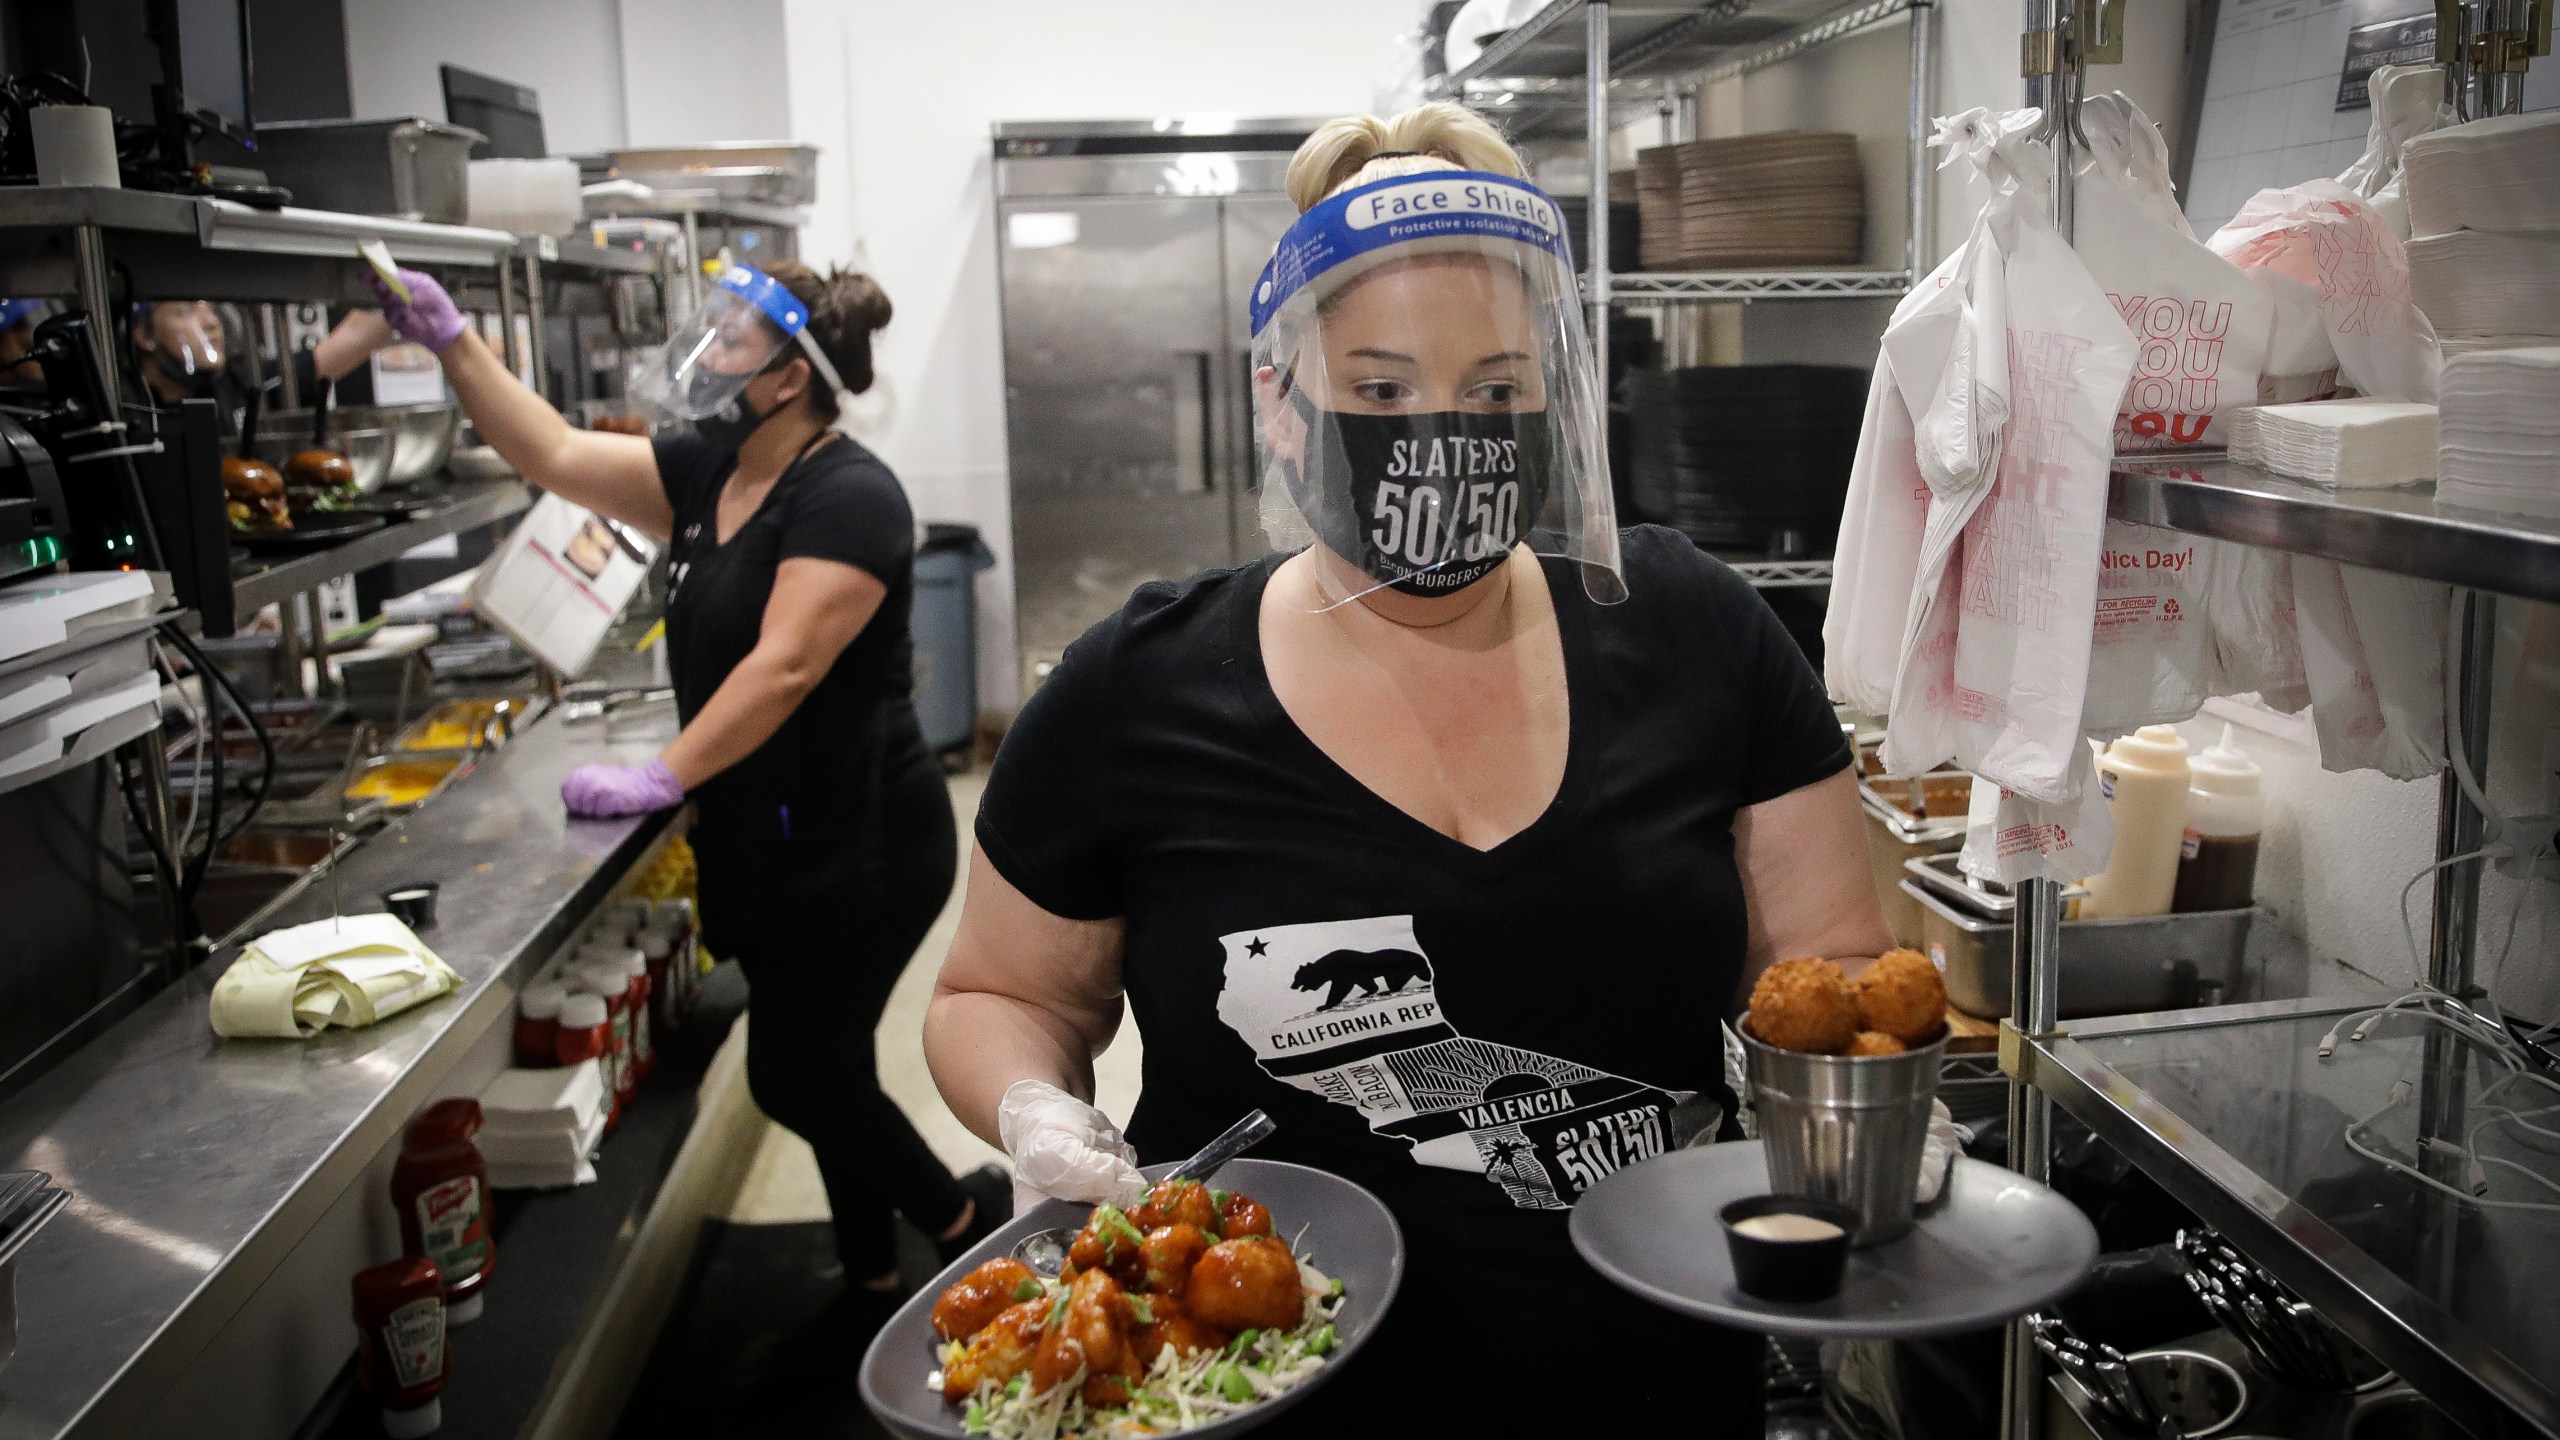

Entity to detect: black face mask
[1281,387,1552,596]
[690,386,780,452]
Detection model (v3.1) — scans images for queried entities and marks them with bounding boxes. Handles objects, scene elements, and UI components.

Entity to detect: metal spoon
[1011,1111,1278,1275]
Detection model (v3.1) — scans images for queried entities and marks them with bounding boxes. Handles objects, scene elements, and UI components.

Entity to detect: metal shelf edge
[1607,269,1909,299]
[1686,0,1922,84]
[2021,1030,2560,1440]
[228,482,531,616]
[1433,0,1588,92]
[2109,461,2560,608]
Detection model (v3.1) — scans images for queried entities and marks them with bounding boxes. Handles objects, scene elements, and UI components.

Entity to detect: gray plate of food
[1571,1140,2098,1339]
[858,1159,1404,1439]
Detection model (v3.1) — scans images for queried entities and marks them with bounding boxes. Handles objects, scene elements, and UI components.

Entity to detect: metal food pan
[1902,879,2252,1021]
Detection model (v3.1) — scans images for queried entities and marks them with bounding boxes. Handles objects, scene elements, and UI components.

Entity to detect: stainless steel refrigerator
[992,119,1318,691]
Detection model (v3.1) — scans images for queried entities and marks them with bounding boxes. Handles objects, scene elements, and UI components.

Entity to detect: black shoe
[935,1163,1015,1265]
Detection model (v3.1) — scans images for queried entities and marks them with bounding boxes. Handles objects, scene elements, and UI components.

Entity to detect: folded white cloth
[2408,228,2560,338]
[2438,346,2560,518]
[2229,399,2440,488]
[210,914,459,1039]
[2404,110,2560,238]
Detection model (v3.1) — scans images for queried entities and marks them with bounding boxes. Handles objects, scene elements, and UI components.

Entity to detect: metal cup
[1742,1016,1947,1246]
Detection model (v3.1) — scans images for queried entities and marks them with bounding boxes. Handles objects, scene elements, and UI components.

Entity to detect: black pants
[702,735,965,1278]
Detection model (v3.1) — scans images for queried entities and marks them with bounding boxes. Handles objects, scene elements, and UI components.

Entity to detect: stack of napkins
[477,1060,609,1190]
[2438,346,2560,518]
[2404,111,2560,239]
[211,914,459,1038]
[2406,229,2560,339]
[2227,400,2440,488]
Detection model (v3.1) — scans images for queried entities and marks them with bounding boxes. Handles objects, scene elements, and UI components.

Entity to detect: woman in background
[360,257,1007,1353]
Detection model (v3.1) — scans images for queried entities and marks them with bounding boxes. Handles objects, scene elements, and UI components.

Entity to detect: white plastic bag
[2292,559,2449,779]
[1877,110,2140,807]
[2208,179,2442,403]
[2083,520,2223,732]
[2336,64,2455,240]
[1824,196,1980,715]
[1959,745,2117,885]
[2207,540,2312,714]
[2073,93,2275,452]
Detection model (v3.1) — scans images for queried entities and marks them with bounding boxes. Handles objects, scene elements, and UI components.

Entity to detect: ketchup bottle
[514,980,568,1068]
[392,1099,495,1324]
[574,961,637,1117]
[353,1256,448,1436]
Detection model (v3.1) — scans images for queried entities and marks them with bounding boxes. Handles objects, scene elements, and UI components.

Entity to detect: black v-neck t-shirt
[656,433,918,840]
[975,525,1849,1419]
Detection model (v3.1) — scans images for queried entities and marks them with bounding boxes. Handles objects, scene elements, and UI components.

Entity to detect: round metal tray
[858,1158,1405,1439]
[1570,1140,2097,1338]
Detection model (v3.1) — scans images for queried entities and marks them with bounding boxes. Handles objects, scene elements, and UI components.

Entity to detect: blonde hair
[1283,102,1528,214]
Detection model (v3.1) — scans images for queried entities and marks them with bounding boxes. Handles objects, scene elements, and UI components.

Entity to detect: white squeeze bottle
[2172,725,2263,913]
[2079,725,2191,919]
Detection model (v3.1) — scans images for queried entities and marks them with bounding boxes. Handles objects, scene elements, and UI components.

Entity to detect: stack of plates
[1626,365,1869,550]
[2407,228,2560,340]
[2227,400,2439,488]
[1673,132,1864,266]
[2403,111,2560,240]
[2438,346,2560,518]
[1635,145,1687,270]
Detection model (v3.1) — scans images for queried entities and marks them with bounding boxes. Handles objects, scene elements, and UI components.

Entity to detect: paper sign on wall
[467,493,654,677]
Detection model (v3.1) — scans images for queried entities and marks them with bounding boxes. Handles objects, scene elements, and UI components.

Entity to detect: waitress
[924,104,1893,1431]
[363,259,1007,1336]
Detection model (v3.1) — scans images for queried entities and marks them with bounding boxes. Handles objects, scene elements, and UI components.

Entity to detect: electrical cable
[157,619,273,845]
[115,746,194,949]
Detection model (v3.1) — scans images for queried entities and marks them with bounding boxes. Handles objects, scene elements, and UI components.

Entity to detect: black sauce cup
[381,883,440,930]
[1719,1194,1861,1303]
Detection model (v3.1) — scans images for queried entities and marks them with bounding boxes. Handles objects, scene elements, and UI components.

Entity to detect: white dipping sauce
[1732,1212,1844,1242]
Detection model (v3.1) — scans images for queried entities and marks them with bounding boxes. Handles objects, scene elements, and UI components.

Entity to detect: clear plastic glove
[997,1078,1147,1215]
[560,758,684,818]
[1915,1099,1964,1205]
[367,266,469,352]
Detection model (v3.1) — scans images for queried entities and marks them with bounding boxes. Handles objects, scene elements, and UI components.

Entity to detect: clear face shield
[1249,169,1623,609]
[627,262,843,425]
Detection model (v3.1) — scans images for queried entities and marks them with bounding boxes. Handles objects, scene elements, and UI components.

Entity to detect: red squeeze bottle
[574,962,636,1120]
[352,1256,448,1437]
[514,980,569,1068]
[392,1098,495,1325]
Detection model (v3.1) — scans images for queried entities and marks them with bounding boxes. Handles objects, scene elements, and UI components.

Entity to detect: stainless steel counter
[0,703,678,1440]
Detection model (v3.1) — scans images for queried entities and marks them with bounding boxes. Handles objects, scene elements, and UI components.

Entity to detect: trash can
[909,522,996,768]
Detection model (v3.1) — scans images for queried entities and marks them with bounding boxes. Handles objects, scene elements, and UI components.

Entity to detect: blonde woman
[927,104,1887,1427]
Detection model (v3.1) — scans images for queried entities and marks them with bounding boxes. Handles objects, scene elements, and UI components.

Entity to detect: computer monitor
[149,0,256,150]
[441,65,546,160]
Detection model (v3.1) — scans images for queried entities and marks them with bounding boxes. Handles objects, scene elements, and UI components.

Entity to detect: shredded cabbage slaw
[928,1255,1346,1439]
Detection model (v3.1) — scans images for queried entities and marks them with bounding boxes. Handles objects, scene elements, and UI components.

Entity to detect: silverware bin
[251,118,484,223]
[1901,876,2252,1020]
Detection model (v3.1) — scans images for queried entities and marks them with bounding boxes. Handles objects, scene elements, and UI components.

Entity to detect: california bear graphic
[1290,948,1431,1010]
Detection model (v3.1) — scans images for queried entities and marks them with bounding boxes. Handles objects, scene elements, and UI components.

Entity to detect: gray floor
[725,769,1146,1223]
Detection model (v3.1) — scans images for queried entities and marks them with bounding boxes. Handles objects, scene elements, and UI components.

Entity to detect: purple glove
[561,758,685,818]
[368,266,469,352]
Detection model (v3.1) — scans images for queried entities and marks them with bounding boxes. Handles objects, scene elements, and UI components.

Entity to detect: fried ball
[1130,1178,1220,1232]
[1746,956,1861,1055]
[932,1256,1040,1341]
[1187,1235,1305,1333]
[1848,1030,1907,1056]
[1066,1203,1149,1287]
[1140,1222,1212,1296]
[1032,1267,1135,1398]
[1855,948,1948,1043]
[1218,1190,1273,1239]
[941,1298,1046,1401]
[1129,1292,1232,1368]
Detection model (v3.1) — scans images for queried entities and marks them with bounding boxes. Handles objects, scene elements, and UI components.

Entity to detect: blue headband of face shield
[714,263,848,395]
[1247,169,1574,339]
